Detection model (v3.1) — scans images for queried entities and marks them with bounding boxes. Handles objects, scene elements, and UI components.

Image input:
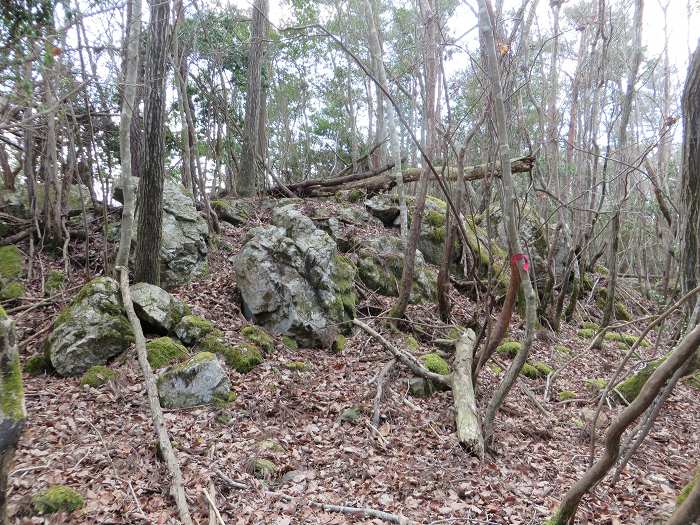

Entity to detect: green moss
[0,245,23,280]
[251,458,276,479]
[176,315,222,344]
[32,485,84,515]
[348,189,365,203]
[45,270,65,294]
[281,336,298,350]
[617,359,664,402]
[496,340,521,357]
[685,372,700,390]
[488,364,503,375]
[212,339,263,373]
[210,199,232,211]
[80,365,117,387]
[284,360,309,371]
[594,264,609,275]
[404,335,419,351]
[429,225,446,243]
[332,334,347,353]
[677,468,699,506]
[421,353,450,375]
[241,324,274,353]
[425,210,445,228]
[554,345,572,355]
[581,321,600,331]
[585,378,608,391]
[618,333,650,347]
[581,274,594,291]
[0,281,24,300]
[147,337,188,369]
[615,301,632,321]
[604,332,624,342]
[533,361,553,376]
[330,255,357,326]
[1,352,24,421]
[0,306,6,319]
[212,391,238,408]
[577,328,597,339]
[559,390,577,401]
[521,363,540,379]
[25,354,53,376]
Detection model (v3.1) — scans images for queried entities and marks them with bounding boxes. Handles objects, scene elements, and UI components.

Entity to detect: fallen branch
[214,468,412,524]
[372,359,395,427]
[452,329,484,457]
[118,267,193,525]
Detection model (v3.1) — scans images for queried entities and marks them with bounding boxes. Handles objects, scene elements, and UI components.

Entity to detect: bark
[134,0,169,285]
[118,268,193,525]
[0,313,26,525]
[547,320,700,524]
[115,0,142,270]
[389,0,437,320]
[681,43,700,301]
[237,0,268,197]
[477,0,538,444]
[452,329,483,457]
[667,467,700,525]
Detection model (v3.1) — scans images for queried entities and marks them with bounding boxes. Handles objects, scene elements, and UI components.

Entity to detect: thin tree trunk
[134,0,170,285]
[115,0,141,270]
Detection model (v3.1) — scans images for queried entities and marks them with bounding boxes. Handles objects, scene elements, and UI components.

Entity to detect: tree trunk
[237,0,268,197]
[134,0,169,285]
[115,0,142,270]
[0,312,26,524]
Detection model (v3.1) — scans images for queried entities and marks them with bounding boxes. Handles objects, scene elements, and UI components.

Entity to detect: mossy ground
[284,360,309,371]
[32,485,84,514]
[521,361,551,379]
[80,365,117,387]
[559,390,576,401]
[241,324,274,353]
[577,328,596,339]
[147,337,188,369]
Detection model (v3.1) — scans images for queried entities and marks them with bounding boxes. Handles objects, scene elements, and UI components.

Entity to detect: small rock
[339,405,362,424]
[32,485,84,515]
[130,282,190,333]
[174,315,221,345]
[80,365,117,387]
[157,352,231,409]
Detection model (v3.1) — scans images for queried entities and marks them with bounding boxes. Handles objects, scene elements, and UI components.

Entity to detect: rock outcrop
[114,178,209,289]
[46,277,134,376]
[130,282,189,333]
[234,203,356,348]
[356,235,436,303]
[157,352,231,409]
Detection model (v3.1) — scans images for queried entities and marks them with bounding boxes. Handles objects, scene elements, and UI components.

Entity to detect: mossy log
[452,329,483,457]
[0,310,26,524]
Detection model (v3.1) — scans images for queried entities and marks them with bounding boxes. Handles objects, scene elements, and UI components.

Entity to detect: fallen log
[266,155,535,198]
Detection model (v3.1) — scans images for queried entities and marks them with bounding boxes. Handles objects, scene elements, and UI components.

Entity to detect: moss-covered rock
[201,336,263,374]
[25,354,53,376]
[0,281,23,300]
[211,198,254,225]
[241,324,274,353]
[585,378,607,391]
[0,245,24,301]
[559,390,577,401]
[32,485,84,515]
[407,376,435,397]
[521,361,551,379]
[496,340,521,357]
[249,458,276,479]
[421,353,450,375]
[617,359,664,402]
[45,277,134,377]
[533,361,553,376]
[157,352,231,409]
[404,335,419,351]
[284,360,309,371]
[615,301,632,321]
[332,334,347,353]
[340,405,362,424]
[80,365,117,387]
[147,337,189,369]
[581,321,600,331]
[0,315,25,433]
[604,332,624,342]
[174,315,221,345]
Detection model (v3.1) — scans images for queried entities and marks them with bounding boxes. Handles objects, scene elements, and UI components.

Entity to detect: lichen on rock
[45,276,134,377]
[175,315,222,345]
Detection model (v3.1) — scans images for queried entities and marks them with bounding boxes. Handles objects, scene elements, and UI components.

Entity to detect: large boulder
[356,235,436,304]
[114,178,209,289]
[130,282,190,334]
[234,203,356,348]
[46,277,134,376]
[306,204,382,252]
[157,352,231,409]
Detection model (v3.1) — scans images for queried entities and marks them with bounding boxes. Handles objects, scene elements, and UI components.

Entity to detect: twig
[203,488,226,525]
[118,267,194,525]
[372,360,395,426]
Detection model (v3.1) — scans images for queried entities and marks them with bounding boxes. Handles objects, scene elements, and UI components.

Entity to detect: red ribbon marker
[511,253,529,272]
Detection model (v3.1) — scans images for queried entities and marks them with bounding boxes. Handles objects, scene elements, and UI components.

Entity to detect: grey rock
[211,199,255,226]
[356,235,436,304]
[114,177,209,289]
[130,282,189,334]
[174,315,221,345]
[234,204,356,348]
[365,194,400,226]
[157,352,231,409]
[47,277,134,376]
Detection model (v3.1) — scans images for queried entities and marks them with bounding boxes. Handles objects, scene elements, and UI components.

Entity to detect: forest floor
[6,198,699,524]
